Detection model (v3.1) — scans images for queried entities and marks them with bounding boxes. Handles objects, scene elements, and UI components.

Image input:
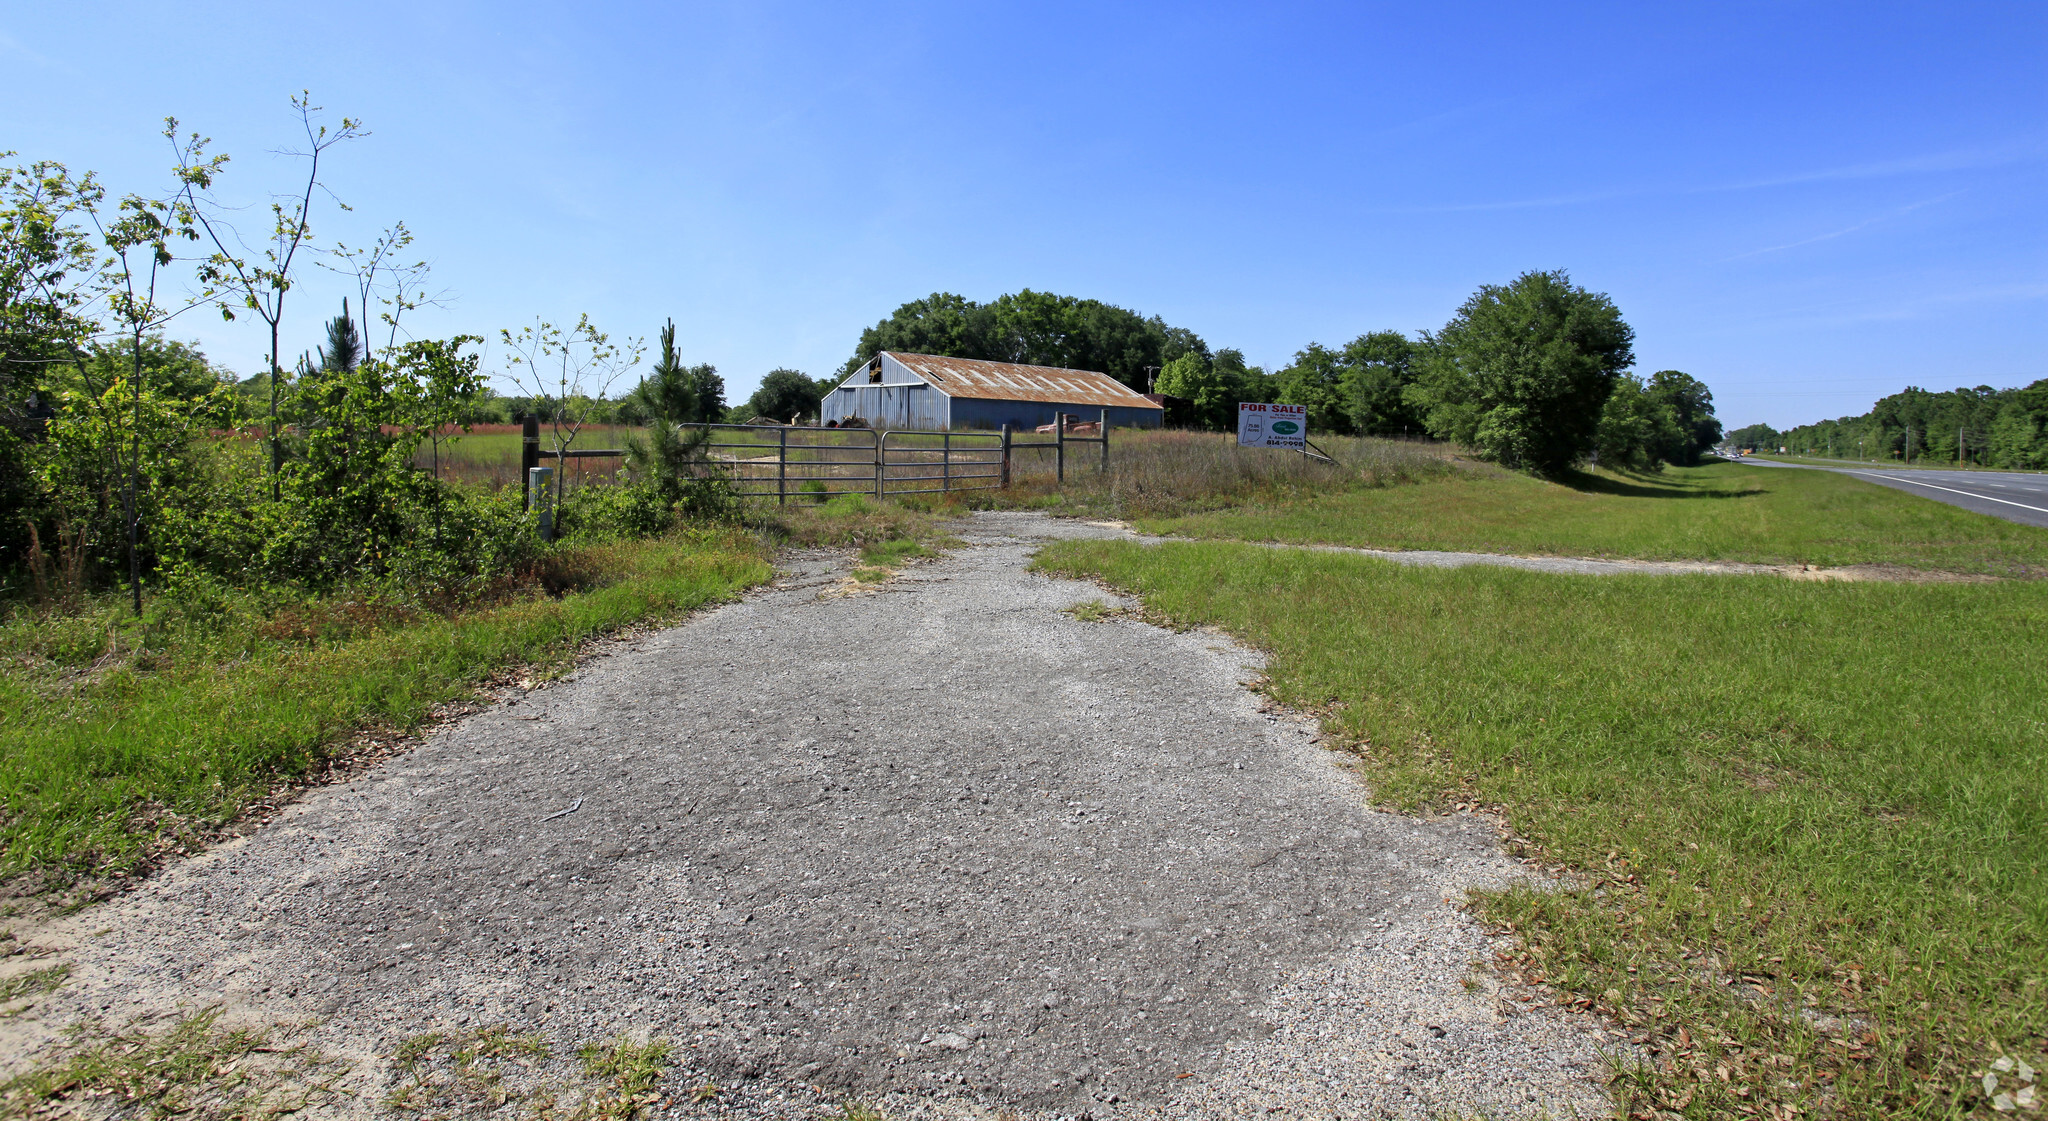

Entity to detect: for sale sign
[1237,402,1307,449]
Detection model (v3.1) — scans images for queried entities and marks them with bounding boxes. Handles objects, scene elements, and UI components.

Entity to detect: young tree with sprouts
[499,314,643,510]
[176,92,362,498]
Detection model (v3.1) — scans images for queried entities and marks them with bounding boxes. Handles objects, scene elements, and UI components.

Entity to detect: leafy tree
[0,157,106,576]
[743,368,825,423]
[842,289,1209,390]
[1159,326,1210,368]
[1725,423,1780,452]
[842,293,990,376]
[1154,353,1231,430]
[391,335,487,500]
[500,314,644,510]
[1339,330,1421,437]
[56,139,219,613]
[1406,269,1635,474]
[1986,381,2048,469]
[682,366,724,425]
[1274,343,1351,433]
[28,375,232,586]
[324,220,441,354]
[1645,370,1721,465]
[1594,373,1680,469]
[177,96,361,495]
[62,338,232,407]
[981,291,1165,386]
[0,158,101,428]
[1213,349,1273,406]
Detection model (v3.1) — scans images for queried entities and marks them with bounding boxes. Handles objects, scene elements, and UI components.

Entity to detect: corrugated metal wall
[948,398,1163,431]
[821,383,949,429]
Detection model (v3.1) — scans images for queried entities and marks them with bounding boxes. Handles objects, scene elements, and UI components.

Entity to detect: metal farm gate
[700,425,1007,503]
[698,414,1111,503]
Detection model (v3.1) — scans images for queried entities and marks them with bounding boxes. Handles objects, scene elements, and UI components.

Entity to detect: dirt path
[1,512,1616,1119]
[1111,525,1987,582]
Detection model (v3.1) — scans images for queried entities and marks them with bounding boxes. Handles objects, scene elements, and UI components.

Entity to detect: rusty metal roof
[883,352,1163,410]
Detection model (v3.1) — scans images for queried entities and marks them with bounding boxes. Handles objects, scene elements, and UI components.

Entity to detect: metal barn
[821,352,1165,431]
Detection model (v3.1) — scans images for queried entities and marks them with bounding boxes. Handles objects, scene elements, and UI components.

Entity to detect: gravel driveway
[4,512,1617,1119]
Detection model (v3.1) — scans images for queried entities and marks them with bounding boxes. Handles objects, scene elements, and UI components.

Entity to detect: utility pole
[1141,365,1159,394]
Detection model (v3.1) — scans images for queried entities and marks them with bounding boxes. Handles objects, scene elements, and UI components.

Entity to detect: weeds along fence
[680,415,1109,503]
[1002,429,1456,518]
[483,415,1449,515]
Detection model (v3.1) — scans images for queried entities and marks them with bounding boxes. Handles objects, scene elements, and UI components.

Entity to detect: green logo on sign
[1271,420,1300,435]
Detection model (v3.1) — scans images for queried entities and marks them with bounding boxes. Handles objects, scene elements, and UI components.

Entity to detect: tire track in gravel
[2,511,1619,1119]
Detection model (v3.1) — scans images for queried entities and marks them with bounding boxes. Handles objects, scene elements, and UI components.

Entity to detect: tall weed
[1004,429,1455,518]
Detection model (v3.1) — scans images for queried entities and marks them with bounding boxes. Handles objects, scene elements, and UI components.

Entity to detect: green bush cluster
[7,316,735,613]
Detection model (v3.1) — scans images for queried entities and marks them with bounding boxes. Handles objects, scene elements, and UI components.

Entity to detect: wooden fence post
[1100,409,1109,473]
[1000,424,1011,488]
[943,430,951,493]
[875,430,885,501]
[1056,413,1065,483]
[778,426,788,505]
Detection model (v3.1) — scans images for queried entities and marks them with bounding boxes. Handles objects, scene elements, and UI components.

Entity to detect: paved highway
[1732,455,2048,528]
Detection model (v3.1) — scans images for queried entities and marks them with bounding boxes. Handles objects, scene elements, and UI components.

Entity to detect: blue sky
[4,1,2043,430]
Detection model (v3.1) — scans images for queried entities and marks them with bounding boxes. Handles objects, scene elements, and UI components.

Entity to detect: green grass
[1140,459,2048,575]
[1036,538,2048,1118]
[858,537,935,568]
[0,530,771,889]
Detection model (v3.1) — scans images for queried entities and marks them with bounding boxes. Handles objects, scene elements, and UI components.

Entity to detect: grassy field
[416,425,641,491]
[0,530,773,894]
[1037,538,2046,1117]
[1135,457,2048,575]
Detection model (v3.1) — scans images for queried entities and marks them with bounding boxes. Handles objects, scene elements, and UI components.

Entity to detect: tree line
[849,272,1723,475]
[1727,381,2048,469]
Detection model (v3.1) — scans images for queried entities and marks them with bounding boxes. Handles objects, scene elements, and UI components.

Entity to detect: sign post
[1237,402,1308,449]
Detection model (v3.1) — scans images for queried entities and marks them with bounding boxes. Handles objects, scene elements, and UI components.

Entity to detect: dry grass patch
[0,1008,346,1120]
[1000,429,1455,519]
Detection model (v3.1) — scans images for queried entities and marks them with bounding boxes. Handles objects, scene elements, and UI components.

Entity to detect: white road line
[1854,472,2048,515]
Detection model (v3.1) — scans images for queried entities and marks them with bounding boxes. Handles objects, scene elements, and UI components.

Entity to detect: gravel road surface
[3,512,1617,1119]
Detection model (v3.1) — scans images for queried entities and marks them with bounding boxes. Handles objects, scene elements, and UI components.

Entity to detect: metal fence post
[527,466,555,542]
[1000,424,1012,488]
[520,415,540,510]
[1100,409,1110,473]
[778,426,788,505]
[1056,413,1065,483]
